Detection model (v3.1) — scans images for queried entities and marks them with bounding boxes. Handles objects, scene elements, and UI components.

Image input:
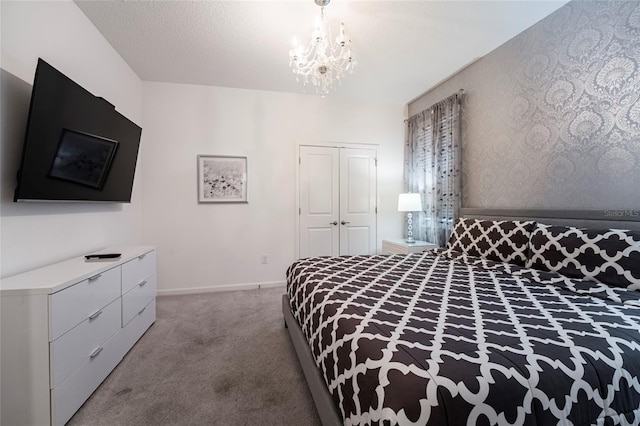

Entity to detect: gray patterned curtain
[404,92,462,246]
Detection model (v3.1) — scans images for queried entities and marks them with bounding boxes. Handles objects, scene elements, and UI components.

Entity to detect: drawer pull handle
[139,280,147,287]
[138,307,146,315]
[88,274,102,281]
[90,347,103,358]
[89,310,103,320]
[138,254,146,260]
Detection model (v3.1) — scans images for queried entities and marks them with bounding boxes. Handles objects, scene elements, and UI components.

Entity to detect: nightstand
[381,239,439,254]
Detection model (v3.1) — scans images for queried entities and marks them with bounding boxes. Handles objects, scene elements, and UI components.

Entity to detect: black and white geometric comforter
[286,250,640,426]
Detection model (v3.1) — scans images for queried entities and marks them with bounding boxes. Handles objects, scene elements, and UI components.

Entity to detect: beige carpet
[68,287,322,426]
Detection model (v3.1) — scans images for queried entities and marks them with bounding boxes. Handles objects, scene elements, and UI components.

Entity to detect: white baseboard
[157,280,286,296]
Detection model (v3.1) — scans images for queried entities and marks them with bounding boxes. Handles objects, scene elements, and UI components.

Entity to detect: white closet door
[339,148,377,256]
[299,145,377,258]
[299,146,340,258]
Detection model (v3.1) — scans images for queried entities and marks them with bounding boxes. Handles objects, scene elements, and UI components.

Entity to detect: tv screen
[14,59,142,202]
[49,129,119,189]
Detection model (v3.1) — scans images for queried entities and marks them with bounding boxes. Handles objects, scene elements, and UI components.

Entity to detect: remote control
[85,253,121,260]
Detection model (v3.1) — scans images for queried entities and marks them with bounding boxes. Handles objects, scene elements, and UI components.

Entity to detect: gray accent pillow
[446,218,536,266]
[526,224,640,291]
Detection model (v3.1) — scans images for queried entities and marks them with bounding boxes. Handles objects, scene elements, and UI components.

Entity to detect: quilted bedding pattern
[286,250,640,426]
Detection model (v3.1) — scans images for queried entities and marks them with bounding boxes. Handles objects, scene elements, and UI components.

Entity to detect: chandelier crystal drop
[289,0,356,96]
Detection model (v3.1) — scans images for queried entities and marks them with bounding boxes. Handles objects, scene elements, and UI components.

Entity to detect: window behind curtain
[405,92,462,246]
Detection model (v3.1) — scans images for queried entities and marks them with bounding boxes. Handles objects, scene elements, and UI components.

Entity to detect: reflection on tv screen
[49,129,118,189]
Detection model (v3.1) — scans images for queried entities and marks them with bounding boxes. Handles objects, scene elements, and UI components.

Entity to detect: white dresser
[0,246,156,426]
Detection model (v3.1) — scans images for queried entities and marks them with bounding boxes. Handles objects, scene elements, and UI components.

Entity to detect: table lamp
[397,193,422,243]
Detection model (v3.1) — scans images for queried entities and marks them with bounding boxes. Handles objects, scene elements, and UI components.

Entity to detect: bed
[282,209,640,425]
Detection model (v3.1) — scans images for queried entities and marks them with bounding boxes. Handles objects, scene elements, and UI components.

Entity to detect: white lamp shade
[397,193,422,212]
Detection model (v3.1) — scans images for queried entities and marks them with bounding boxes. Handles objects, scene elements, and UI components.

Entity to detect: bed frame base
[282,295,342,426]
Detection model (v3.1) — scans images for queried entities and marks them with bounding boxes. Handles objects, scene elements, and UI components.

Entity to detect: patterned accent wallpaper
[408,1,640,209]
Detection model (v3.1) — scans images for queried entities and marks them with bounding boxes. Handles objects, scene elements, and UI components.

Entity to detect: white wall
[0,1,405,288]
[141,82,404,293]
[0,1,143,277]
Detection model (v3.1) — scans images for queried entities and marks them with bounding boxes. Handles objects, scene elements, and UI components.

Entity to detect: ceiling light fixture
[289,0,356,96]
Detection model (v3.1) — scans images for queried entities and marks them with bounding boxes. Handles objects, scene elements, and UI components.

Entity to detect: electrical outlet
[261,254,268,264]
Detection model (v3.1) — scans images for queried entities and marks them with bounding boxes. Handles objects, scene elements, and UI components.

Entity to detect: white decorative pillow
[446,218,536,266]
[527,224,640,291]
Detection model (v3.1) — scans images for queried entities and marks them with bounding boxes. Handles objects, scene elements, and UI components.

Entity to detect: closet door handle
[89,310,103,320]
[330,221,338,225]
[341,221,350,225]
[90,347,103,358]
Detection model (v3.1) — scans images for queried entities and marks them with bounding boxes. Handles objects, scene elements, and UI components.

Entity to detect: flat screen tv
[14,58,142,203]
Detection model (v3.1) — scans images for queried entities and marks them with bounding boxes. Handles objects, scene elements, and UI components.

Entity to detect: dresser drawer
[51,329,123,426]
[122,250,156,294]
[122,274,156,326]
[49,297,121,389]
[119,298,156,359]
[49,266,121,341]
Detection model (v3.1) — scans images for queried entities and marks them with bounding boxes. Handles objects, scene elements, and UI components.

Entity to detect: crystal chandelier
[289,0,356,96]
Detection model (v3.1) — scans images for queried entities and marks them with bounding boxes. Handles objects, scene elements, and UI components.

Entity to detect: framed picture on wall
[197,155,248,203]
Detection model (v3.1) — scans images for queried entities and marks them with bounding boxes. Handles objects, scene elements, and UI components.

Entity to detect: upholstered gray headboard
[460,208,640,231]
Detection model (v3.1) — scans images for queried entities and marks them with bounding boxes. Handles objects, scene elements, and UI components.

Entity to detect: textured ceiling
[75,0,569,104]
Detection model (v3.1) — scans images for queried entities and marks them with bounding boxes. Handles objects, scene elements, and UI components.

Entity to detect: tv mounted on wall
[14,58,142,203]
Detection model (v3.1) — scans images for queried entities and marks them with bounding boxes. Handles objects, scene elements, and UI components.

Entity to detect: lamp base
[405,212,415,244]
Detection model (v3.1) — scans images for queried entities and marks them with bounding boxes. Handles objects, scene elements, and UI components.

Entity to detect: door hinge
[299,157,301,165]
[375,206,378,214]
[299,207,301,215]
[374,158,378,167]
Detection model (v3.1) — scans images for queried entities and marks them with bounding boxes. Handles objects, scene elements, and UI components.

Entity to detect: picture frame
[197,155,248,203]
